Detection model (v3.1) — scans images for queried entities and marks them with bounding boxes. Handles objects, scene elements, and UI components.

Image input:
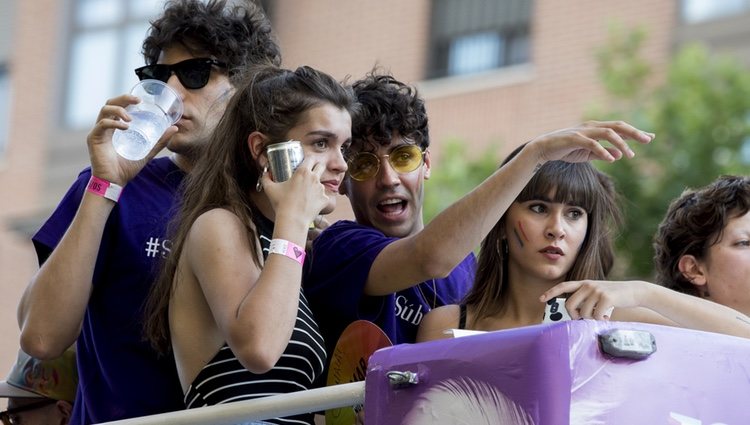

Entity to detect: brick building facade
[1,0,748,386]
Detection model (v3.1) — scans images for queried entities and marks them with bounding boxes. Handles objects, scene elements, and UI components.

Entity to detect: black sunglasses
[134,58,227,89]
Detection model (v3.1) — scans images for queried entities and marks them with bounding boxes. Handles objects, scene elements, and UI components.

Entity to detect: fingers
[539,281,579,302]
[312,214,329,230]
[266,161,328,219]
[568,288,599,319]
[536,120,655,165]
[310,160,325,180]
[94,117,130,133]
[291,157,325,182]
[106,93,140,108]
[579,136,618,163]
[96,95,140,123]
[588,120,654,144]
[541,280,615,321]
[582,126,632,159]
[306,216,329,250]
[582,121,655,158]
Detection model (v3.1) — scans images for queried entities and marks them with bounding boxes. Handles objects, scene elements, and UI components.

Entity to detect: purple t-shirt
[32,157,186,424]
[304,220,475,356]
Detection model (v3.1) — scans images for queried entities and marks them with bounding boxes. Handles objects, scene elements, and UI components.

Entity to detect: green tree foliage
[423,139,500,223]
[593,25,750,279]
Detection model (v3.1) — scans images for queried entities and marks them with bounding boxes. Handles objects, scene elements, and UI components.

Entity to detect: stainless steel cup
[267,140,304,182]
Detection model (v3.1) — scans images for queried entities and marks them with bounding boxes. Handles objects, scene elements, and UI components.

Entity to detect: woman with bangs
[418,144,750,341]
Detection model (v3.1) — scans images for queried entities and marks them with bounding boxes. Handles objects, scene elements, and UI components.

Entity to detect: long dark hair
[653,175,750,295]
[143,65,356,353]
[464,143,622,322]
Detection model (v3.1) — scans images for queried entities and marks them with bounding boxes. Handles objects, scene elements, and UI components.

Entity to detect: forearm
[19,193,115,358]
[417,143,542,270]
[230,257,304,372]
[368,143,544,295]
[641,283,750,338]
[223,213,310,373]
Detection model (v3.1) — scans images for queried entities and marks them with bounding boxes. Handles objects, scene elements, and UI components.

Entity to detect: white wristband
[268,239,306,265]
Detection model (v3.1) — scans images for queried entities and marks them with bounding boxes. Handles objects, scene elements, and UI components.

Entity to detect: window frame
[680,0,750,24]
[61,0,166,129]
[427,0,532,79]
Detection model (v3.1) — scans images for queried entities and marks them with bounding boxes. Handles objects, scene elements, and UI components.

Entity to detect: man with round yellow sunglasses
[304,72,473,367]
[304,71,654,380]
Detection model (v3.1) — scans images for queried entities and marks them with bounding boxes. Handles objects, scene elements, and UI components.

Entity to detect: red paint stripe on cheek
[518,221,529,242]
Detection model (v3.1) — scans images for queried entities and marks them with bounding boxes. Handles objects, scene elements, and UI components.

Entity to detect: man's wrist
[86,176,123,203]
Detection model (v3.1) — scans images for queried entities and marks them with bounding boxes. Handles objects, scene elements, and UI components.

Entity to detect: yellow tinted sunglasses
[347,144,425,181]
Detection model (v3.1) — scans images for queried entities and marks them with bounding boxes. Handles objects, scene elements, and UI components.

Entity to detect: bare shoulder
[188,208,252,245]
[192,208,244,232]
[416,304,462,343]
[185,208,260,267]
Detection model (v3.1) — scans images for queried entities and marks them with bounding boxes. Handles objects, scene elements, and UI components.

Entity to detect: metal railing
[100,381,365,425]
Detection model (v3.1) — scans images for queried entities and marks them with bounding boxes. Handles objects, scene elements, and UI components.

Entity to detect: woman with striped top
[144,64,356,424]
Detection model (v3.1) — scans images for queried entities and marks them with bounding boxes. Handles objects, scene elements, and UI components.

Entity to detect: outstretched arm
[18,95,176,359]
[541,280,750,338]
[365,121,654,296]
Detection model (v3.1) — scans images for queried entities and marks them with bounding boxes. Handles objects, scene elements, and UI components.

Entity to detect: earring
[498,238,508,255]
[255,165,268,192]
[700,286,710,298]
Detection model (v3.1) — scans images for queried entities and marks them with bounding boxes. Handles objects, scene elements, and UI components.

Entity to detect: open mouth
[377,198,407,215]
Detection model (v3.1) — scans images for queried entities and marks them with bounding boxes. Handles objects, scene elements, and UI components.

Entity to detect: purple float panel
[365,320,750,425]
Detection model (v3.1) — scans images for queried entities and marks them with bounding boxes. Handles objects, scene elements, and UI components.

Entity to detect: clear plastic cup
[112,79,183,161]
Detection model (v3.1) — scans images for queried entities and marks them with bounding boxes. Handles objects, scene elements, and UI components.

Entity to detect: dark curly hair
[653,175,750,295]
[350,70,429,153]
[142,0,281,84]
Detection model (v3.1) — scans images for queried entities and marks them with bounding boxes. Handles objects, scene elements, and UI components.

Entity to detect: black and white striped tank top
[183,211,326,425]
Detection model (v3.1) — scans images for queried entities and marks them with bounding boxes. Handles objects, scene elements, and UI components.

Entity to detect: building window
[0,64,10,159]
[428,0,532,79]
[64,0,166,128]
[681,0,750,23]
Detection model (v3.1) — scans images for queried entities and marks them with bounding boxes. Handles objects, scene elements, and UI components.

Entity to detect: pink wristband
[86,176,123,203]
[268,239,306,265]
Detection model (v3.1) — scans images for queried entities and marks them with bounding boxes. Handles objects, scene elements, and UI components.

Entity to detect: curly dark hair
[350,70,429,152]
[142,0,281,84]
[653,175,750,295]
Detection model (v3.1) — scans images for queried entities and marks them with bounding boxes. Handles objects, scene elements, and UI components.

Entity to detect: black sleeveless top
[458,304,468,329]
[183,212,326,425]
